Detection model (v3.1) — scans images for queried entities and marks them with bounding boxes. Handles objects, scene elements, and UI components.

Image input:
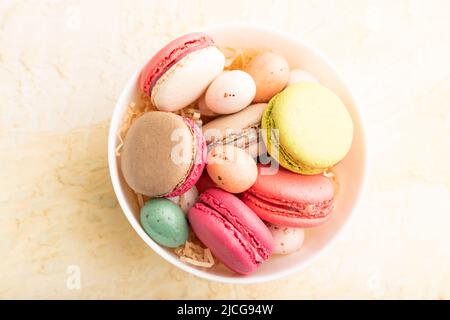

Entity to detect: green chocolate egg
[140,198,189,248]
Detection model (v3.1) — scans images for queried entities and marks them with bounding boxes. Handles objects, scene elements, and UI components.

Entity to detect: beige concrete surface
[0,0,449,299]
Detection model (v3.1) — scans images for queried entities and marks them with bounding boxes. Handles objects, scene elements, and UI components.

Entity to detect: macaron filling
[141,35,214,95]
[206,124,260,153]
[198,191,270,260]
[242,189,333,219]
[164,117,206,198]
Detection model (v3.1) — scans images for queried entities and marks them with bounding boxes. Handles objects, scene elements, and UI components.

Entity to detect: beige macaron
[120,112,196,197]
[202,103,267,158]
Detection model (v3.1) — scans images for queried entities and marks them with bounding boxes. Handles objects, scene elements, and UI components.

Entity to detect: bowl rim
[108,23,368,284]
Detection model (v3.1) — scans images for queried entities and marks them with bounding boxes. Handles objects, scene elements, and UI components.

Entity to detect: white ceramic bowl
[108,25,367,284]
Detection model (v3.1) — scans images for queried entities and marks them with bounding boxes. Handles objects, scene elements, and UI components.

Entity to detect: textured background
[1,0,449,299]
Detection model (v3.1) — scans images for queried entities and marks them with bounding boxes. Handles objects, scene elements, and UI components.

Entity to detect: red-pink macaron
[139,33,225,112]
[241,164,335,227]
[188,188,274,275]
[195,171,217,194]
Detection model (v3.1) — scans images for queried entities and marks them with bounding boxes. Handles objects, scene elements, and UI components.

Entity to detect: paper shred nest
[323,169,335,178]
[174,234,215,268]
[221,47,260,70]
[323,169,340,196]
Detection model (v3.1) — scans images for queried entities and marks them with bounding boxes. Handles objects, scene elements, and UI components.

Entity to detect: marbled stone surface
[1,0,449,299]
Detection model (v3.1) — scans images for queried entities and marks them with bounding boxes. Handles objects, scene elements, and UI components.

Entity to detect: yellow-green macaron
[262,83,353,175]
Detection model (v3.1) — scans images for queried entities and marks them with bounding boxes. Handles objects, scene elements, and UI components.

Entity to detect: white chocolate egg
[268,224,305,254]
[167,186,199,214]
[197,93,218,117]
[205,70,256,115]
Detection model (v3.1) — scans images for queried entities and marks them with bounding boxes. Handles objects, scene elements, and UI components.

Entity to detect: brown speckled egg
[206,145,257,193]
[244,52,290,103]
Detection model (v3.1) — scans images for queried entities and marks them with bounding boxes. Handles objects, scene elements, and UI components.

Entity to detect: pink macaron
[188,188,274,275]
[241,164,334,227]
[139,33,225,112]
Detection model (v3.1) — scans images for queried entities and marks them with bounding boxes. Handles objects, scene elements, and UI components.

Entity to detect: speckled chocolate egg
[205,70,256,114]
[167,186,199,214]
[206,145,257,193]
[268,224,305,254]
[140,198,189,248]
[288,69,319,85]
[244,52,290,103]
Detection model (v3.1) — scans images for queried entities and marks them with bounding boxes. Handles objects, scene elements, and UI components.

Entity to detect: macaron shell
[248,164,334,203]
[140,33,214,95]
[241,164,334,228]
[202,103,267,137]
[188,188,273,274]
[202,103,267,158]
[121,112,194,197]
[199,188,274,257]
[243,195,332,228]
[151,46,225,112]
[189,204,258,274]
[263,83,353,174]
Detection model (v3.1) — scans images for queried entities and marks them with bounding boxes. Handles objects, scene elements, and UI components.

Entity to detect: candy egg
[167,186,199,214]
[205,70,256,114]
[288,69,319,85]
[140,198,189,248]
[197,93,218,117]
[268,224,305,254]
[244,52,290,103]
[206,145,257,193]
